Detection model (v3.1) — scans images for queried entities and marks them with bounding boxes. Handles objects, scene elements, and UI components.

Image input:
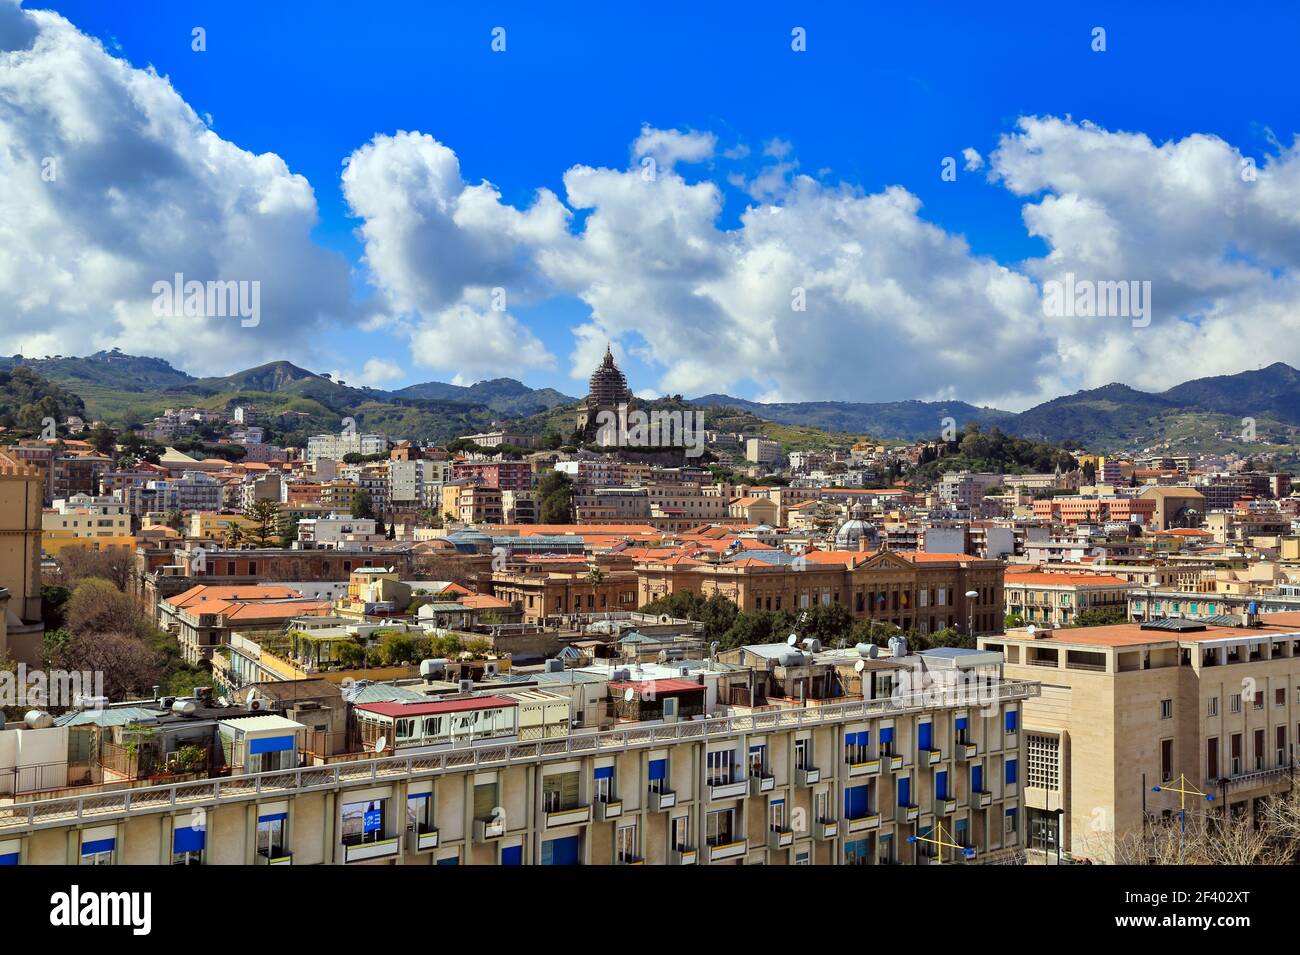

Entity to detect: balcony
[749,774,776,795]
[846,813,881,833]
[406,827,440,853]
[975,791,993,808]
[846,759,881,778]
[815,819,839,839]
[767,827,794,850]
[708,778,749,801]
[887,754,904,772]
[706,839,748,863]
[670,847,698,865]
[796,766,821,786]
[344,836,400,863]
[475,816,506,841]
[958,742,978,760]
[255,849,292,865]
[896,803,919,824]
[594,798,623,821]
[935,796,957,815]
[544,804,593,828]
[648,788,677,811]
[618,855,644,865]
[922,749,942,766]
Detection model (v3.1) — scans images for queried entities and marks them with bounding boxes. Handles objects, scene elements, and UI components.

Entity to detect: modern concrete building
[982,611,1300,862]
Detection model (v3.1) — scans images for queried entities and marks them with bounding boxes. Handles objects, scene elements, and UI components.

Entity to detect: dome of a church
[834,503,878,550]
[587,344,632,406]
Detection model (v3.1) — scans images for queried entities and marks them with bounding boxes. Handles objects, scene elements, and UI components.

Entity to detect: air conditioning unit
[458,679,474,694]
[483,663,499,678]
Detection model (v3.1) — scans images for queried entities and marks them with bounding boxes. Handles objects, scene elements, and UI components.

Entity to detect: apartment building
[0,451,45,666]
[1003,571,1130,627]
[0,650,1034,866]
[981,611,1300,862]
[1031,495,1156,526]
[450,459,534,493]
[745,437,781,466]
[305,432,388,463]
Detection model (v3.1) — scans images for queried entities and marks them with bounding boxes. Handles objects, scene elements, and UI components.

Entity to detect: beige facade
[0,451,45,665]
[0,682,1032,866]
[982,613,1300,862]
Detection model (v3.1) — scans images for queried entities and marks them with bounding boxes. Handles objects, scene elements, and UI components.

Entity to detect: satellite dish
[375,735,387,753]
[787,634,799,646]
[1026,625,1036,637]
[854,659,866,673]
[623,687,636,703]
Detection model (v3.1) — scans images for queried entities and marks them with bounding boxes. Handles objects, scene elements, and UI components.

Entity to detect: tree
[1073,607,1127,628]
[88,423,117,455]
[55,546,134,591]
[41,584,72,632]
[244,499,281,547]
[279,514,300,548]
[66,578,153,640]
[225,522,245,548]
[351,489,376,521]
[536,470,573,524]
[164,509,185,531]
[53,631,165,701]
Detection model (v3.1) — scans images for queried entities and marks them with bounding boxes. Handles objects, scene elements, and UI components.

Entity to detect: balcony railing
[670,846,698,865]
[407,827,440,853]
[708,778,749,800]
[749,774,776,795]
[815,818,839,839]
[796,766,821,786]
[544,804,592,828]
[255,849,292,865]
[846,759,881,778]
[0,681,1039,834]
[344,836,399,863]
[846,813,881,832]
[767,827,794,850]
[706,839,748,862]
[648,788,676,811]
[594,798,623,821]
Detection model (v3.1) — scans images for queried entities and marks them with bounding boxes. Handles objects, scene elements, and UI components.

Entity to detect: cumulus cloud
[962,147,984,171]
[0,0,353,373]
[341,130,562,379]
[328,357,405,389]
[990,115,1300,399]
[631,125,716,170]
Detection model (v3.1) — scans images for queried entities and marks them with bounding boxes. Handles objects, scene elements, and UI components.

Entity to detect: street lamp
[964,590,979,635]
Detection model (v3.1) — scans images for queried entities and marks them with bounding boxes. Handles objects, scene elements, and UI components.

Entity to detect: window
[1160,739,1173,782]
[794,737,811,771]
[1277,725,1288,766]
[341,799,386,846]
[473,781,499,822]
[172,823,205,865]
[814,790,830,823]
[1159,699,1173,720]
[844,784,870,820]
[1231,733,1242,775]
[768,797,786,832]
[407,792,433,834]
[593,765,616,803]
[845,837,870,866]
[670,813,690,851]
[616,821,638,863]
[844,731,869,764]
[1277,688,1287,707]
[648,757,669,793]
[1027,734,1060,791]
[748,744,768,778]
[705,808,736,847]
[1005,758,1019,786]
[542,772,580,812]
[1207,697,1218,718]
[706,749,736,786]
[257,815,286,859]
[1231,694,1242,714]
[1254,729,1266,770]
[1005,808,1019,839]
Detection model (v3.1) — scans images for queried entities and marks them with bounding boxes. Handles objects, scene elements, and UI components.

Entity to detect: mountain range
[2,350,1298,455]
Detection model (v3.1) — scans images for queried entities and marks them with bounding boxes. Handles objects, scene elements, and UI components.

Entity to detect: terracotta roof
[1003,571,1130,587]
[356,696,517,717]
[608,679,704,695]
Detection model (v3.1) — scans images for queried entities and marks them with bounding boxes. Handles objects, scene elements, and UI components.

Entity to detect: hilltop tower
[576,344,634,443]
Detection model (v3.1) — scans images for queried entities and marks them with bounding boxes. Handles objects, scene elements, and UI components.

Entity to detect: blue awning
[879,727,894,743]
[249,735,295,755]
[81,838,115,856]
[1005,710,1018,732]
[955,717,968,730]
[648,758,667,780]
[258,812,287,824]
[173,825,205,853]
[0,853,18,866]
[501,844,523,865]
[594,766,614,780]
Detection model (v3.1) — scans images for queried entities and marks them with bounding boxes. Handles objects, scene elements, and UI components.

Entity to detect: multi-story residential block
[0,450,46,666]
[1031,494,1156,526]
[42,494,134,555]
[0,645,1035,865]
[450,459,534,493]
[745,437,781,466]
[305,432,388,463]
[982,610,1300,862]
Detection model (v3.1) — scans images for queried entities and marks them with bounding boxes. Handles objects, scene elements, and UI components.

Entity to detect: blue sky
[13,0,1300,407]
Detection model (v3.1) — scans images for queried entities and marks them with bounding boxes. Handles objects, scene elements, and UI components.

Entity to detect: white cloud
[631,125,716,169]
[962,147,984,171]
[0,0,354,373]
[328,357,405,389]
[990,115,1300,400]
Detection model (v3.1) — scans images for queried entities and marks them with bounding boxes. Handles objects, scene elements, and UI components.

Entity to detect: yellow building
[0,450,46,665]
[189,512,260,541]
